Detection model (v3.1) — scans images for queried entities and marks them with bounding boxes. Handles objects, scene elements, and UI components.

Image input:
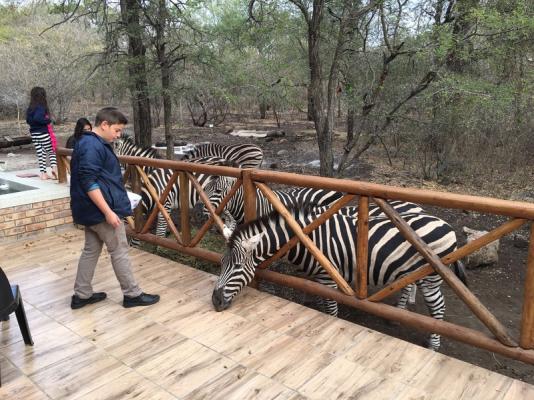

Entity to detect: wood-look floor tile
[136,338,237,398]
[285,313,366,356]
[298,356,409,400]
[0,356,49,400]
[3,323,94,375]
[183,365,299,400]
[28,345,132,399]
[75,370,177,400]
[238,333,335,390]
[342,329,435,381]
[408,353,513,400]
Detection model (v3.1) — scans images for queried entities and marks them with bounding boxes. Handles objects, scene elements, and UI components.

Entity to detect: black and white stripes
[212,206,466,350]
[181,143,263,169]
[193,175,344,233]
[31,131,56,173]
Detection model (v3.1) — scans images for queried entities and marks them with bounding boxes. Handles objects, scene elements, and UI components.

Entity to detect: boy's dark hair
[29,86,49,113]
[95,107,128,127]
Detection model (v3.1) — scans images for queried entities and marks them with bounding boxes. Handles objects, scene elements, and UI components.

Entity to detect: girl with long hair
[26,87,58,180]
[66,118,92,149]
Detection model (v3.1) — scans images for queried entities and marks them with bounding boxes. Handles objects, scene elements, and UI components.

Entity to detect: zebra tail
[453,260,468,287]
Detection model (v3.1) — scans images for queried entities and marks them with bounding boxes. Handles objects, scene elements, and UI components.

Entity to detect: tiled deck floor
[1,228,533,399]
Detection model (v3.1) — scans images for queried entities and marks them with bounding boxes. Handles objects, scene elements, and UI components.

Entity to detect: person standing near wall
[25,87,58,180]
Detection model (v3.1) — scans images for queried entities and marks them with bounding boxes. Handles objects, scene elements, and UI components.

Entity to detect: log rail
[56,147,534,363]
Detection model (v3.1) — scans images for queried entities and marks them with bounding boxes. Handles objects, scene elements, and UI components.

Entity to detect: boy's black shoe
[123,293,160,308]
[71,292,107,309]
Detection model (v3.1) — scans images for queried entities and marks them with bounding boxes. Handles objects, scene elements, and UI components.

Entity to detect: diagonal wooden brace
[256,191,356,269]
[189,178,243,247]
[255,182,355,296]
[374,197,517,347]
[135,166,182,244]
[186,172,227,237]
[368,217,526,302]
[140,171,179,235]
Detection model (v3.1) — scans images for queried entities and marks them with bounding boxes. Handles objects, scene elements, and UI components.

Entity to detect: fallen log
[0,135,32,149]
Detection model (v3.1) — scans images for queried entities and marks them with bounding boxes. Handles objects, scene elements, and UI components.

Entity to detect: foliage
[0,4,100,122]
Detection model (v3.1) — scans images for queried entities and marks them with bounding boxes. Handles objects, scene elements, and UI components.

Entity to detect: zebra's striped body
[140,156,237,238]
[181,143,263,168]
[114,136,239,239]
[114,136,160,174]
[193,175,344,232]
[212,207,466,350]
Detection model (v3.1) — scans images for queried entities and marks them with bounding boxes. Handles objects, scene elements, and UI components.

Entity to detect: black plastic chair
[0,267,33,387]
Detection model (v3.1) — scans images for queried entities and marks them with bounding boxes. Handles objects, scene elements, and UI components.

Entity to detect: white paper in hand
[127,191,142,211]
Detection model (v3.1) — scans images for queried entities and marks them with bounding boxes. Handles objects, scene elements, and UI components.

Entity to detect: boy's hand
[105,211,121,228]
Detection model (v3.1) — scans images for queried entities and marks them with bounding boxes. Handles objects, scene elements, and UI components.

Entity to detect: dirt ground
[1,114,533,383]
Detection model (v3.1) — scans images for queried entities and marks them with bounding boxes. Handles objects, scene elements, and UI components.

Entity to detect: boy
[70,107,159,309]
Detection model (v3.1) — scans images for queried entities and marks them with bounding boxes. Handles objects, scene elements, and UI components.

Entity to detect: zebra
[114,136,241,240]
[193,174,424,233]
[193,175,345,236]
[138,156,238,239]
[180,142,264,169]
[114,135,160,174]
[212,205,466,350]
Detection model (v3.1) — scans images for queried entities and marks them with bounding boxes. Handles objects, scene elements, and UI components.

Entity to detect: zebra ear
[242,233,264,252]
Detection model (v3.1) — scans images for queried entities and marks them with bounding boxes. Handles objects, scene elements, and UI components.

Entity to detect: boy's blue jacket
[26,105,50,133]
[70,131,132,226]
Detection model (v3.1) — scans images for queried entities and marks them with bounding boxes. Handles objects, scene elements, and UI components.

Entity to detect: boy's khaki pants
[74,221,142,299]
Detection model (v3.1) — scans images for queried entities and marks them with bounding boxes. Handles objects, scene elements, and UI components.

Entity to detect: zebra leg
[408,284,417,305]
[417,276,446,350]
[156,213,168,238]
[156,203,173,239]
[129,236,141,247]
[396,283,417,310]
[314,273,339,316]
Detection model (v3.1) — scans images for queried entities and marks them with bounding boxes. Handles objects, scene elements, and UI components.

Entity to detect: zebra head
[212,229,264,311]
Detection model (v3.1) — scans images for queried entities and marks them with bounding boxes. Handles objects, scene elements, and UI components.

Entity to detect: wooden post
[179,172,191,245]
[242,170,257,222]
[520,223,534,349]
[374,197,517,347]
[243,169,258,288]
[356,196,369,298]
[57,154,68,183]
[256,182,355,296]
[130,166,144,232]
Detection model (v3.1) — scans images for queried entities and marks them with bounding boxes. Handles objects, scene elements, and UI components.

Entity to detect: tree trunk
[307,86,314,121]
[259,101,268,119]
[446,0,478,73]
[346,105,355,144]
[307,1,335,177]
[156,0,174,160]
[120,0,152,148]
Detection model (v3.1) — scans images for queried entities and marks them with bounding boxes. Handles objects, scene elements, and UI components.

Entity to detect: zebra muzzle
[212,288,229,312]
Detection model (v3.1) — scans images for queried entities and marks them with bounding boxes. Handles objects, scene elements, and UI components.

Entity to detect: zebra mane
[227,201,316,247]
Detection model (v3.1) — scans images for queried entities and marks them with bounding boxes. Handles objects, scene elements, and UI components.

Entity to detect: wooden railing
[57,148,534,364]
